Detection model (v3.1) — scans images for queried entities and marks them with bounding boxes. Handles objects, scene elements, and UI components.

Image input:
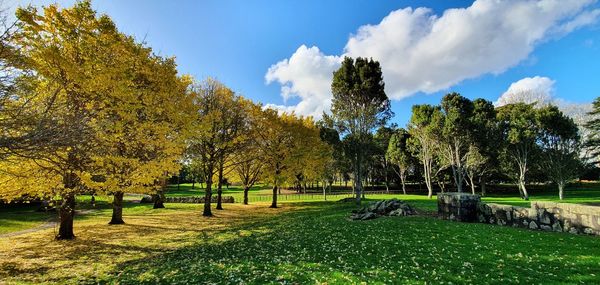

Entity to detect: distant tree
[386,128,412,194]
[537,105,582,200]
[585,97,600,159]
[497,103,540,200]
[439,93,474,193]
[187,79,245,216]
[408,105,444,198]
[466,98,498,195]
[374,126,396,193]
[329,57,392,205]
[254,109,298,208]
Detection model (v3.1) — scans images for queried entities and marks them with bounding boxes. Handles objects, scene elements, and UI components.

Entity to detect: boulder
[350,199,415,220]
[140,195,154,203]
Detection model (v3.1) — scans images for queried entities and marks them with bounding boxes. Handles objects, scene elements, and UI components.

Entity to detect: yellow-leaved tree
[83,38,195,225]
[187,79,247,216]
[0,1,194,238]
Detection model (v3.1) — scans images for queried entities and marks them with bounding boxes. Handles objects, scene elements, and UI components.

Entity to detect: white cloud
[265,45,341,118]
[266,0,600,118]
[495,76,556,106]
[497,76,592,128]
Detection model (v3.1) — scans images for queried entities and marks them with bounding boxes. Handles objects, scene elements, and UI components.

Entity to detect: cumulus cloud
[265,45,341,118]
[497,76,592,128]
[266,0,600,118]
[495,76,556,106]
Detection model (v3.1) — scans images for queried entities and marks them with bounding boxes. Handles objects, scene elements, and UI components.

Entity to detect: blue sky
[10,0,600,126]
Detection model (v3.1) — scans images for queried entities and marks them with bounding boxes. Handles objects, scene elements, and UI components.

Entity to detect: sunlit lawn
[0,197,599,284]
[2,182,599,238]
[0,205,53,235]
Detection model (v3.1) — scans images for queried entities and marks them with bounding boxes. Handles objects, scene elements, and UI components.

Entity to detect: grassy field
[0,199,599,284]
[0,205,53,235]
[1,182,599,237]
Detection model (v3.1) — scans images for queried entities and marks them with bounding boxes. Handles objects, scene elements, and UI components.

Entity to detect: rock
[540,225,552,231]
[140,195,154,203]
[552,222,563,232]
[583,228,594,235]
[529,221,538,229]
[568,227,579,234]
[539,212,551,225]
[350,212,378,221]
[338,197,356,203]
[349,199,415,221]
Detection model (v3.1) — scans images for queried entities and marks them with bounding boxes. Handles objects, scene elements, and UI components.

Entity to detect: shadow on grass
[95,201,600,285]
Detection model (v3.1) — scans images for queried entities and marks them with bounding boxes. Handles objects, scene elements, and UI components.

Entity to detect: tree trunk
[355,156,363,205]
[469,175,476,195]
[192,181,195,189]
[243,186,250,205]
[153,190,165,209]
[519,179,529,200]
[400,171,407,195]
[109,191,125,225]
[423,162,433,199]
[56,193,76,240]
[203,178,213,216]
[216,166,224,210]
[481,176,487,197]
[322,182,327,201]
[90,194,96,207]
[558,182,565,200]
[270,184,278,208]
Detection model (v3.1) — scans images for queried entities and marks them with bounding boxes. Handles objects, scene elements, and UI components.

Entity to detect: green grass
[0,205,53,235]
[1,196,600,284]
[97,201,600,284]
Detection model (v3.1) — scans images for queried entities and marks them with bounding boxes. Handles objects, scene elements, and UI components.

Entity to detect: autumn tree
[187,79,248,216]
[0,2,134,239]
[86,40,195,225]
[231,100,264,205]
[329,57,392,205]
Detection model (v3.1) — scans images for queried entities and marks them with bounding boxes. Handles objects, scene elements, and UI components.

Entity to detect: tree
[537,105,581,200]
[254,109,299,208]
[187,79,245,216]
[232,100,264,205]
[85,41,194,225]
[439,93,474,193]
[0,2,140,239]
[465,98,498,195]
[408,105,444,198]
[386,128,412,195]
[585,97,600,159]
[329,57,392,205]
[374,126,396,193]
[497,103,539,200]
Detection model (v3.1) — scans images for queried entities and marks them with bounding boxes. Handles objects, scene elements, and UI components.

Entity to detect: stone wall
[164,196,235,204]
[438,193,600,236]
[437,192,481,222]
[477,201,600,235]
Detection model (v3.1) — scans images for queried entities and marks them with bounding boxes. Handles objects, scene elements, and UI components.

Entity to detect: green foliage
[329,57,392,203]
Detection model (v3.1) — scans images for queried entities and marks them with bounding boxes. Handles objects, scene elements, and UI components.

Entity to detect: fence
[242,190,403,203]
